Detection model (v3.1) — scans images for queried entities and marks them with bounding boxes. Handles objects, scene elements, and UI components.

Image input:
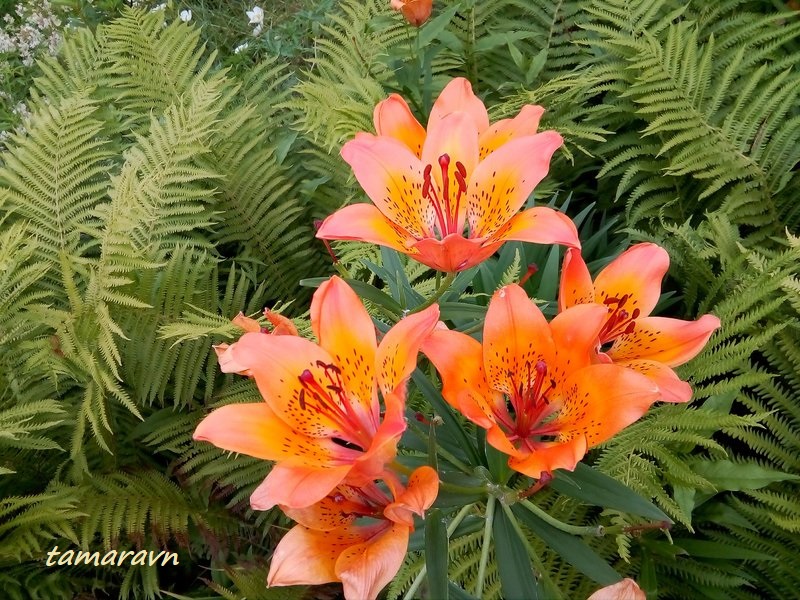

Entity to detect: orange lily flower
[559,243,721,403]
[390,0,432,27]
[268,466,439,600]
[316,78,579,272]
[422,284,660,478]
[193,276,439,509]
[587,578,646,600]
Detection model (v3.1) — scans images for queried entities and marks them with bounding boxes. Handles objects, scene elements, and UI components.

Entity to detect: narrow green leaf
[425,508,449,600]
[674,539,778,561]
[476,31,534,52]
[690,459,800,491]
[447,582,480,600]
[511,505,621,586]
[551,463,672,523]
[419,3,460,47]
[493,505,545,599]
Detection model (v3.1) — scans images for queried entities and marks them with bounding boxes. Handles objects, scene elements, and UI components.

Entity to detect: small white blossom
[246,6,264,26]
[151,3,166,11]
[233,42,249,54]
[179,9,192,22]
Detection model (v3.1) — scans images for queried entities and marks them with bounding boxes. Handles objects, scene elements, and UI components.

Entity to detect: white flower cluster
[0,0,63,67]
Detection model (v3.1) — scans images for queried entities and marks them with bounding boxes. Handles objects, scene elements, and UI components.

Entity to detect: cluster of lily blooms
[193,78,719,600]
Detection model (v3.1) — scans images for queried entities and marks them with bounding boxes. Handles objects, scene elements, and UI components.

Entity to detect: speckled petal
[340,133,433,238]
[375,304,440,396]
[316,203,419,254]
[467,132,563,238]
[558,248,594,311]
[483,284,555,396]
[193,402,354,465]
[557,364,659,449]
[421,327,497,428]
[607,314,721,367]
[487,206,580,249]
[593,243,670,317]
[227,333,352,440]
[336,522,410,600]
[478,104,545,159]
[621,359,693,403]
[312,277,379,428]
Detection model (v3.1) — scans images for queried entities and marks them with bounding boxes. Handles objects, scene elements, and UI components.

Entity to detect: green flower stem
[406,414,474,474]
[410,271,456,313]
[439,481,488,496]
[475,495,496,598]
[403,503,475,600]
[500,502,564,600]
[519,499,604,537]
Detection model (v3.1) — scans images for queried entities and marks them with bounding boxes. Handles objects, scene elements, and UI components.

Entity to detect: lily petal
[428,77,490,133]
[312,276,379,424]
[348,391,407,486]
[228,333,353,439]
[467,131,563,238]
[373,93,425,157]
[421,327,496,428]
[264,310,299,336]
[251,462,352,510]
[558,364,660,448]
[268,525,340,587]
[336,522,410,600]
[340,134,433,238]
[412,233,500,272]
[487,423,528,459]
[384,465,439,526]
[558,248,594,311]
[420,111,480,232]
[622,359,693,403]
[478,104,545,159]
[282,491,357,532]
[231,312,261,332]
[607,314,721,367]
[593,243,669,316]
[316,203,418,254]
[509,435,588,478]
[268,523,380,588]
[487,205,580,249]
[549,303,608,371]
[588,578,646,600]
[375,304,440,395]
[193,403,352,465]
[483,284,555,395]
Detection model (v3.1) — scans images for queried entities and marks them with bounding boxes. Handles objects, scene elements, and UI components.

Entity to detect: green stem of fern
[475,495,496,598]
[518,499,604,537]
[403,503,475,600]
[411,271,456,313]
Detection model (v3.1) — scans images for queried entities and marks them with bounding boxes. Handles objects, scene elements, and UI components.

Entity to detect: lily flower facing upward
[317,78,580,272]
[423,284,660,478]
[268,466,439,600]
[390,0,433,27]
[193,276,439,509]
[559,243,721,402]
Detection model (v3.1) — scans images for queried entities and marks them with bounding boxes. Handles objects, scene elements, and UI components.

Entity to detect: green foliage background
[0,0,798,598]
